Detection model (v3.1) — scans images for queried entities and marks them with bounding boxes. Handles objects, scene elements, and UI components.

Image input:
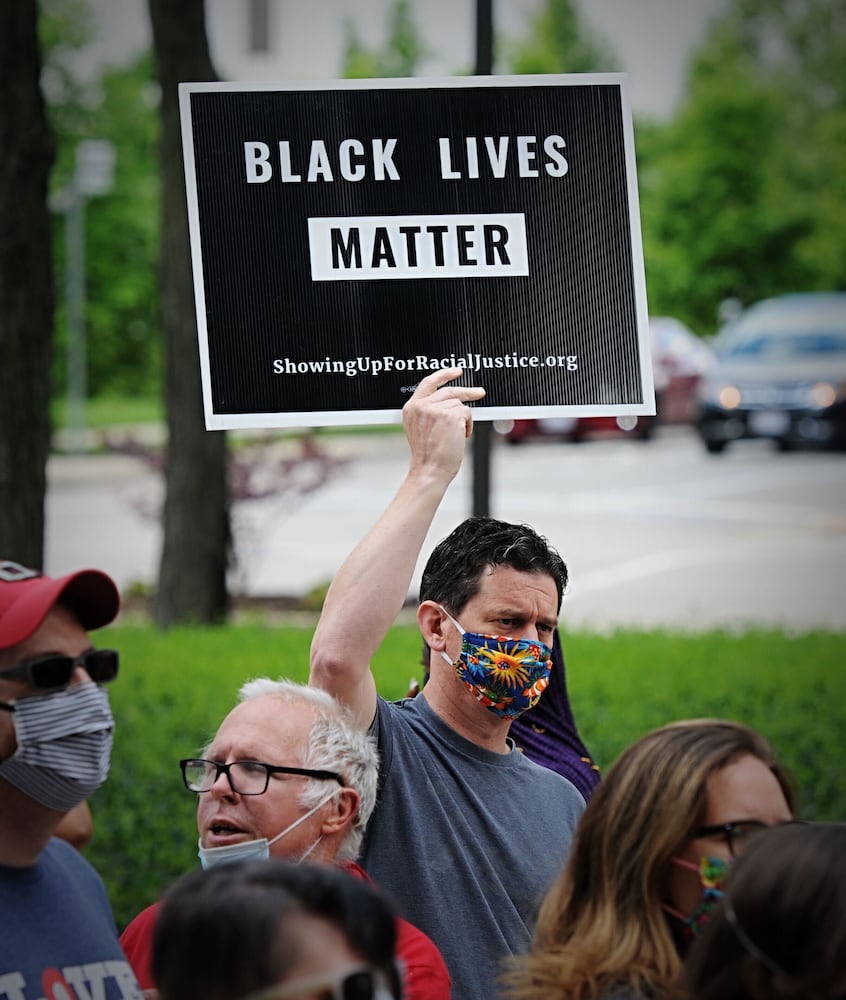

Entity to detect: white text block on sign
[308,214,529,281]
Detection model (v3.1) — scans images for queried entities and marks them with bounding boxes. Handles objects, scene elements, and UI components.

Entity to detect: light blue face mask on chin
[198,786,339,870]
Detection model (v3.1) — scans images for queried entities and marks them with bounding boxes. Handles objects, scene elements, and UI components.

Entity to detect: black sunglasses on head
[0,648,119,692]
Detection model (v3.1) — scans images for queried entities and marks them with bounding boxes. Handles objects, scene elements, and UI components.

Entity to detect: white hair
[237,678,379,862]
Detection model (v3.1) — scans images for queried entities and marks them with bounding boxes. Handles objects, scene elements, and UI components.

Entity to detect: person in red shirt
[120,678,450,999]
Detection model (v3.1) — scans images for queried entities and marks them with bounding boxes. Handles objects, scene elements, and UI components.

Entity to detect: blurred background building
[72,0,727,121]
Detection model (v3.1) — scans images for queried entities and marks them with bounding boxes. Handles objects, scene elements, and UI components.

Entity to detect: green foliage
[50,51,162,399]
[793,108,846,288]
[639,71,803,332]
[639,0,846,332]
[38,0,96,122]
[564,629,846,820]
[505,0,619,75]
[342,0,428,79]
[300,580,333,613]
[86,622,845,931]
[51,393,163,430]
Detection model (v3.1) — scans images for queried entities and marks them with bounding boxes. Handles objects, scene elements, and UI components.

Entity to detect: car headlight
[700,379,741,409]
[718,385,742,409]
[806,381,838,409]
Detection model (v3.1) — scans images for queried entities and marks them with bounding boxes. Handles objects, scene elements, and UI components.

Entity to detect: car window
[713,295,846,359]
[725,331,846,358]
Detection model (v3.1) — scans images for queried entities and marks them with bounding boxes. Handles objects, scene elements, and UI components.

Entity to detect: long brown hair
[502,719,796,1000]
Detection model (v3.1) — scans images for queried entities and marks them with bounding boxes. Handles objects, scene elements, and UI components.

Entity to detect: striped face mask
[0,681,114,811]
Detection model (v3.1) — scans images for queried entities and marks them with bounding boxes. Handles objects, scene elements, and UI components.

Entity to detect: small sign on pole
[179,74,653,430]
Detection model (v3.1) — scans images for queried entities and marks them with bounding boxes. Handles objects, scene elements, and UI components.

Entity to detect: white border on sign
[179,73,654,432]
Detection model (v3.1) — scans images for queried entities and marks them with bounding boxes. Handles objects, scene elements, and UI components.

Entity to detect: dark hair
[419,516,568,614]
[681,822,846,1000]
[152,860,398,1000]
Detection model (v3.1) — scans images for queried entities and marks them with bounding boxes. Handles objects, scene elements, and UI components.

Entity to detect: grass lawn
[51,394,164,430]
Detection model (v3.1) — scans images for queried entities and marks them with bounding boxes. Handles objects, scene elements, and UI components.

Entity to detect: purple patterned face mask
[439,609,552,719]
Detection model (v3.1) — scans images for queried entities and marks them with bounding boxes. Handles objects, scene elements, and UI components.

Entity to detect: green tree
[640,0,846,333]
[50,54,161,399]
[505,0,618,75]
[640,42,801,332]
[342,0,428,78]
[38,0,95,124]
[42,0,161,403]
[746,0,846,291]
[796,107,846,289]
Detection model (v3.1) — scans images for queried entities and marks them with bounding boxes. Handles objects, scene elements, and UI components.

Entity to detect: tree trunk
[149,0,230,625]
[0,1,55,569]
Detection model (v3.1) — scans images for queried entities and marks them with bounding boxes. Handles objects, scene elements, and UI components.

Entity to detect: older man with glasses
[0,559,143,999]
[120,678,450,1000]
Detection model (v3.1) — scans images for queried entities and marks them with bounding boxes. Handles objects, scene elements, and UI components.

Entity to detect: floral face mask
[439,608,552,719]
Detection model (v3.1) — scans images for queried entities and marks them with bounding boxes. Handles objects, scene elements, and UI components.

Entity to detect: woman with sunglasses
[501,719,796,1000]
[152,858,403,1000]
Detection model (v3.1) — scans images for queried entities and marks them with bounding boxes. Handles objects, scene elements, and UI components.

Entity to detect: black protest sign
[179,74,653,430]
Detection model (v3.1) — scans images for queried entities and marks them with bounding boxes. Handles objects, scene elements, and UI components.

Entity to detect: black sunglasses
[0,648,119,692]
[245,962,402,1000]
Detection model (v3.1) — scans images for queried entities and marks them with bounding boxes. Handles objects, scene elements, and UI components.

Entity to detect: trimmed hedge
[85,623,846,930]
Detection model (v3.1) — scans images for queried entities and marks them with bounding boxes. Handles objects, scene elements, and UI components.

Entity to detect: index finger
[413,366,486,401]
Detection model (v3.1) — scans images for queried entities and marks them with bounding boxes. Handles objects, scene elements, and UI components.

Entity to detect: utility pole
[472,0,493,516]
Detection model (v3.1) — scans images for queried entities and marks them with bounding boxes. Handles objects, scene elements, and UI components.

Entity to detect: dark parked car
[496,317,714,444]
[695,292,846,454]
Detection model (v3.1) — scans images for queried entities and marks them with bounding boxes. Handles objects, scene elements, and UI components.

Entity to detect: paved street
[45,426,846,632]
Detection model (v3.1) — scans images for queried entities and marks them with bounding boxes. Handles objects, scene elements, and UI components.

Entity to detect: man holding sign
[310,367,585,1000]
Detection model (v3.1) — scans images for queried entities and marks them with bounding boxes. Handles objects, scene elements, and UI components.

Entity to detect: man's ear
[321,787,360,837]
[418,601,449,653]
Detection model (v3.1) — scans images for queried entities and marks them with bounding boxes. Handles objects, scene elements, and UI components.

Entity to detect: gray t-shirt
[360,694,585,1000]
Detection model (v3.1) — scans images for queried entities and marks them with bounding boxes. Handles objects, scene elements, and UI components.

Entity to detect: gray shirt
[360,694,585,1000]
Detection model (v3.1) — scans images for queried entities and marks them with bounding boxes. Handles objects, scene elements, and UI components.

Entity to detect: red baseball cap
[0,560,120,650]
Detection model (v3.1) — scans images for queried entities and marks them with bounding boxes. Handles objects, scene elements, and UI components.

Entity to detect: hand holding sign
[403,367,485,488]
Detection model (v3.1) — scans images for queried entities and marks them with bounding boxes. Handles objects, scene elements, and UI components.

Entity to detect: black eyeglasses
[244,962,402,1000]
[180,758,344,796]
[0,649,119,692]
[692,820,772,857]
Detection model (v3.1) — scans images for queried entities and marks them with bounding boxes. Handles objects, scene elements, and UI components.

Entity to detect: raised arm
[309,367,485,727]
